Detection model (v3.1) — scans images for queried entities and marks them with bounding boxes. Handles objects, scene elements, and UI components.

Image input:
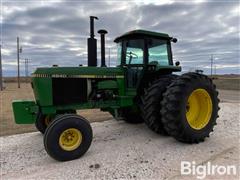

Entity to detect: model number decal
[32,74,124,78]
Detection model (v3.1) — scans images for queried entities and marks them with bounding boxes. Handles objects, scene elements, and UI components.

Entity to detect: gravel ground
[0,103,239,180]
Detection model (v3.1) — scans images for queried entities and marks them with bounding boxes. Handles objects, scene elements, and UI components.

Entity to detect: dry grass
[212,75,240,91]
[0,83,36,136]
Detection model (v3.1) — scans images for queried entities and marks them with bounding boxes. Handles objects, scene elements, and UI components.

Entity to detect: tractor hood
[32,66,124,78]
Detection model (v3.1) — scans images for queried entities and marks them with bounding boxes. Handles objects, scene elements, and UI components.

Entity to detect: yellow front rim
[186,88,213,130]
[44,116,51,126]
[59,128,82,151]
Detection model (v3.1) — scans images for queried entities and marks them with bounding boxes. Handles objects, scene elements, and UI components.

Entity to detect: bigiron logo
[181,161,238,179]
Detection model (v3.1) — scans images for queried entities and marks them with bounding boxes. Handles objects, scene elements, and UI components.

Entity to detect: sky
[0,0,239,76]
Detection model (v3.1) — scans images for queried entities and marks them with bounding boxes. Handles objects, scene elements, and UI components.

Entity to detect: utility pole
[17,37,22,88]
[26,59,29,77]
[0,45,3,91]
[24,58,29,83]
[108,48,110,67]
[17,37,20,88]
[24,58,28,77]
[210,54,213,77]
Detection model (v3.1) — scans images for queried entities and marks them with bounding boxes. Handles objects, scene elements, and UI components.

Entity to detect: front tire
[161,73,220,143]
[44,114,93,161]
[35,110,76,134]
[35,113,52,134]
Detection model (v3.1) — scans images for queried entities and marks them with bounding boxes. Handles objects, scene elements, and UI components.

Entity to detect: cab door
[123,39,146,88]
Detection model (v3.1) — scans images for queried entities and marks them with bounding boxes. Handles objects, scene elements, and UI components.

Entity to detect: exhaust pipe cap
[98,29,108,34]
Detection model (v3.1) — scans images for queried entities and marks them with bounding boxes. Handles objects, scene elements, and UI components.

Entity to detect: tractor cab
[114,30,181,88]
[115,30,175,66]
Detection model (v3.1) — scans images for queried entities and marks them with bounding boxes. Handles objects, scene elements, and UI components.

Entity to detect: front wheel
[35,110,76,134]
[44,114,93,161]
[161,73,220,143]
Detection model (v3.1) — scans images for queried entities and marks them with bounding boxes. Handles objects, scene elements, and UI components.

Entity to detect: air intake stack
[87,16,98,66]
[98,29,108,67]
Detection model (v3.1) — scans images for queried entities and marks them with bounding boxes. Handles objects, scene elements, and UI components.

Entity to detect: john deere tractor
[12,16,219,161]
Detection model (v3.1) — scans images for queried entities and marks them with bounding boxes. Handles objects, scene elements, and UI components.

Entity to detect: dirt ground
[0,76,239,136]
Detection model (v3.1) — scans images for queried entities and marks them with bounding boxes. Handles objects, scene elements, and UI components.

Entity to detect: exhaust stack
[98,29,108,67]
[87,16,98,67]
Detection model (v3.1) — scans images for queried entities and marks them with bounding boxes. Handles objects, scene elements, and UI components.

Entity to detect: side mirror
[171,38,178,43]
[175,61,180,66]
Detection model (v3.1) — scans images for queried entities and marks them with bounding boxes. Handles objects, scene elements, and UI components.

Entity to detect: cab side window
[148,39,170,66]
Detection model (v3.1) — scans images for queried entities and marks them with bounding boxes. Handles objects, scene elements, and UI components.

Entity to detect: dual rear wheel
[141,72,219,143]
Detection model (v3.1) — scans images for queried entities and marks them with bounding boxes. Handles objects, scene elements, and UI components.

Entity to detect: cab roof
[114,29,171,43]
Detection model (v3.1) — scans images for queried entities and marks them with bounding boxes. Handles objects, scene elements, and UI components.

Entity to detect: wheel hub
[59,128,82,151]
[186,88,213,130]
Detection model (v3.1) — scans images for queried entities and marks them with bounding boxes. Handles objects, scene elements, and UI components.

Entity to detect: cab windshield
[116,38,172,66]
[117,39,144,65]
[125,39,144,65]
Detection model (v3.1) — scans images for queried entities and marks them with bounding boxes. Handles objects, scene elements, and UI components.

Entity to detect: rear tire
[161,72,220,143]
[141,74,177,134]
[44,114,93,161]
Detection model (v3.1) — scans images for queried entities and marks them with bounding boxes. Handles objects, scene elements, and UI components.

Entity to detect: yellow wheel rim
[59,128,82,151]
[186,88,213,130]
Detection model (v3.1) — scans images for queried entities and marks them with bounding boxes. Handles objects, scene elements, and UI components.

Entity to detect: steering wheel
[149,61,159,65]
[126,52,138,64]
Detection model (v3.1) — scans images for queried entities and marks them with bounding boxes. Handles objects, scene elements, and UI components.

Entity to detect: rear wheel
[141,74,177,134]
[44,114,92,161]
[161,72,220,143]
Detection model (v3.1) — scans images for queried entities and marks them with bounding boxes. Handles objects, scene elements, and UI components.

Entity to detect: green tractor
[12,16,219,161]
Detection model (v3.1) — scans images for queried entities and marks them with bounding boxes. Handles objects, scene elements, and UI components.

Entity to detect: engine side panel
[52,78,88,105]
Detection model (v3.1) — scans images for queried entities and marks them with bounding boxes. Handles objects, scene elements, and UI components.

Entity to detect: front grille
[52,78,88,105]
